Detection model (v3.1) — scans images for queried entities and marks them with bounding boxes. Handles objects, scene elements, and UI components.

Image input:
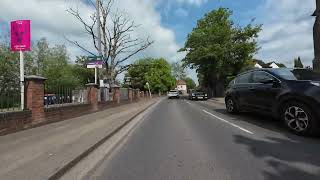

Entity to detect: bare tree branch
[64,36,95,56]
[67,0,153,83]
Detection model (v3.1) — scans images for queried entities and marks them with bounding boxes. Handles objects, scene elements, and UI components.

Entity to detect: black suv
[225,68,320,136]
[189,91,208,100]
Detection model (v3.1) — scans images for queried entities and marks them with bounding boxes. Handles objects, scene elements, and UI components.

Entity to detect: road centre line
[202,110,254,135]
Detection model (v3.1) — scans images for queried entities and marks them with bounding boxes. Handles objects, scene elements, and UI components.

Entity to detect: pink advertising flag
[10,20,31,51]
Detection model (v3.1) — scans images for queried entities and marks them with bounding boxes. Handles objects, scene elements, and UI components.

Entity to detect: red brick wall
[44,104,92,123]
[0,110,32,135]
[113,87,120,104]
[128,88,133,102]
[25,77,45,123]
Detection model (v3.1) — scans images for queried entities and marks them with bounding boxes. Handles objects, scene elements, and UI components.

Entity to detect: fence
[120,88,128,100]
[98,87,111,102]
[44,84,79,107]
[72,89,88,104]
[0,86,21,112]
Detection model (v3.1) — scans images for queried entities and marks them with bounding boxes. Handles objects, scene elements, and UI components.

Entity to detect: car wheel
[281,101,319,136]
[225,97,239,114]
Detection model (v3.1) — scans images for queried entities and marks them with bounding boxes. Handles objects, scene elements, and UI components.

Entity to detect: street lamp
[146,82,152,99]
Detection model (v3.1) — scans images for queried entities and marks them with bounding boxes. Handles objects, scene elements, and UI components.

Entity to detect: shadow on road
[233,134,320,180]
[195,101,290,135]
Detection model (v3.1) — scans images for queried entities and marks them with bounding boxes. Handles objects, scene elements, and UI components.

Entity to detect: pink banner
[10,20,31,51]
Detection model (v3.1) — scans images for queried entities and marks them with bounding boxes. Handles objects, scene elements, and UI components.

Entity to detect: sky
[0,0,316,83]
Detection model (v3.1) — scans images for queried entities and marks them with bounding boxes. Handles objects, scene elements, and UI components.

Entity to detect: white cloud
[175,8,189,17]
[0,0,183,65]
[176,0,208,6]
[255,0,315,67]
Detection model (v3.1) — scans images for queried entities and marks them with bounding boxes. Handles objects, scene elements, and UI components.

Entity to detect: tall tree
[294,56,304,68]
[172,61,186,80]
[184,77,196,90]
[126,58,175,92]
[67,0,153,84]
[180,8,261,96]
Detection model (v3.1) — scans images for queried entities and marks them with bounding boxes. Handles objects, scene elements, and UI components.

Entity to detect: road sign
[10,20,31,51]
[86,60,103,69]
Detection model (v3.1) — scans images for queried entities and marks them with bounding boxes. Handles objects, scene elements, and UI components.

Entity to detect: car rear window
[196,92,205,95]
[273,69,320,80]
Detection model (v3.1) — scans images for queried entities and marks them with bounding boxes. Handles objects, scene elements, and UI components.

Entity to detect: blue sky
[157,0,262,44]
[0,0,316,83]
[154,0,315,68]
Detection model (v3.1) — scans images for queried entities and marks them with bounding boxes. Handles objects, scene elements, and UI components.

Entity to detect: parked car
[168,90,180,99]
[189,91,208,101]
[44,94,57,105]
[225,68,320,136]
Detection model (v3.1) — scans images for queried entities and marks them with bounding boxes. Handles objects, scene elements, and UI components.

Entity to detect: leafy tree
[294,56,304,68]
[180,8,261,96]
[127,58,175,92]
[184,77,196,90]
[73,56,95,85]
[172,61,186,80]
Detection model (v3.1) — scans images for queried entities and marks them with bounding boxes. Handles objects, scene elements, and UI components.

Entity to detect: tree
[127,58,175,92]
[184,77,196,90]
[67,0,153,84]
[180,8,261,97]
[172,61,186,80]
[294,56,304,68]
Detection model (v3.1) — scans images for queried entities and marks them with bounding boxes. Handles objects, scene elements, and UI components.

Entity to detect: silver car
[167,90,180,99]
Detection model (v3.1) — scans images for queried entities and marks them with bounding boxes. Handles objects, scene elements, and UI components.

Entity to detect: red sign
[10,20,31,51]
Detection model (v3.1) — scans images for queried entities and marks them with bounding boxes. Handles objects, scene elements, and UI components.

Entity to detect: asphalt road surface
[88,98,320,180]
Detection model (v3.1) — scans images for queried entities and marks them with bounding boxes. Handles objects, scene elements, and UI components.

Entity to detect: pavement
[0,98,158,180]
[88,98,320,180]
[208,97,225,104]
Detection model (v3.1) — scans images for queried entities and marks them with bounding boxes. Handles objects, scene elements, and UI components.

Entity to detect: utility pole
[96,0,102,56]
[313,0,320,72]
[95,0,103,84]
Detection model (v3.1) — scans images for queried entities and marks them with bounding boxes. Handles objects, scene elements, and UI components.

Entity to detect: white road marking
[186,101,192,105]
[202,110,254,134]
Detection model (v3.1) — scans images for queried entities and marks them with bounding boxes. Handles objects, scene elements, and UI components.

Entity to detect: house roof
[176,80,186,85]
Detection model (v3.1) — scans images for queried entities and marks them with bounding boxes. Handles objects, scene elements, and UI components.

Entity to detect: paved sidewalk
[0,98,158,180]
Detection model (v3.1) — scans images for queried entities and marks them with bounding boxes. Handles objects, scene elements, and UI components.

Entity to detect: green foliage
[294,57,304,68]
[180,8,262,89]
[0,46,19,89]
[0,38,94,92]
[127,58,176,92]
[183,77,196,90]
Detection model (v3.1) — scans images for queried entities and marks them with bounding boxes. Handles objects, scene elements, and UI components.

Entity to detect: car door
[234,72,253,108]
[250,71,281,112]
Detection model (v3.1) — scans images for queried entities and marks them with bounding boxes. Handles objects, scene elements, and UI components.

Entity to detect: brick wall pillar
[140,91,145,98]
[128,88,133,102]
[136,89,140,100]
[25,75,46,123]
[86,83,99,111]
[112,86,120,104]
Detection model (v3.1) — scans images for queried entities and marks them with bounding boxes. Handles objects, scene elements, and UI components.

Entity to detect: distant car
[189,91,208,100]
[225,68,320,136]
[168,90,180,99]
[44,94,57,105]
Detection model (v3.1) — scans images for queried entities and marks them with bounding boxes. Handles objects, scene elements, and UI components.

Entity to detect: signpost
[87,56,103,84]
[10,20,31,110]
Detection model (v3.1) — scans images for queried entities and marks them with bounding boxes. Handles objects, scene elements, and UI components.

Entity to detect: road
[88,98,320,180]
